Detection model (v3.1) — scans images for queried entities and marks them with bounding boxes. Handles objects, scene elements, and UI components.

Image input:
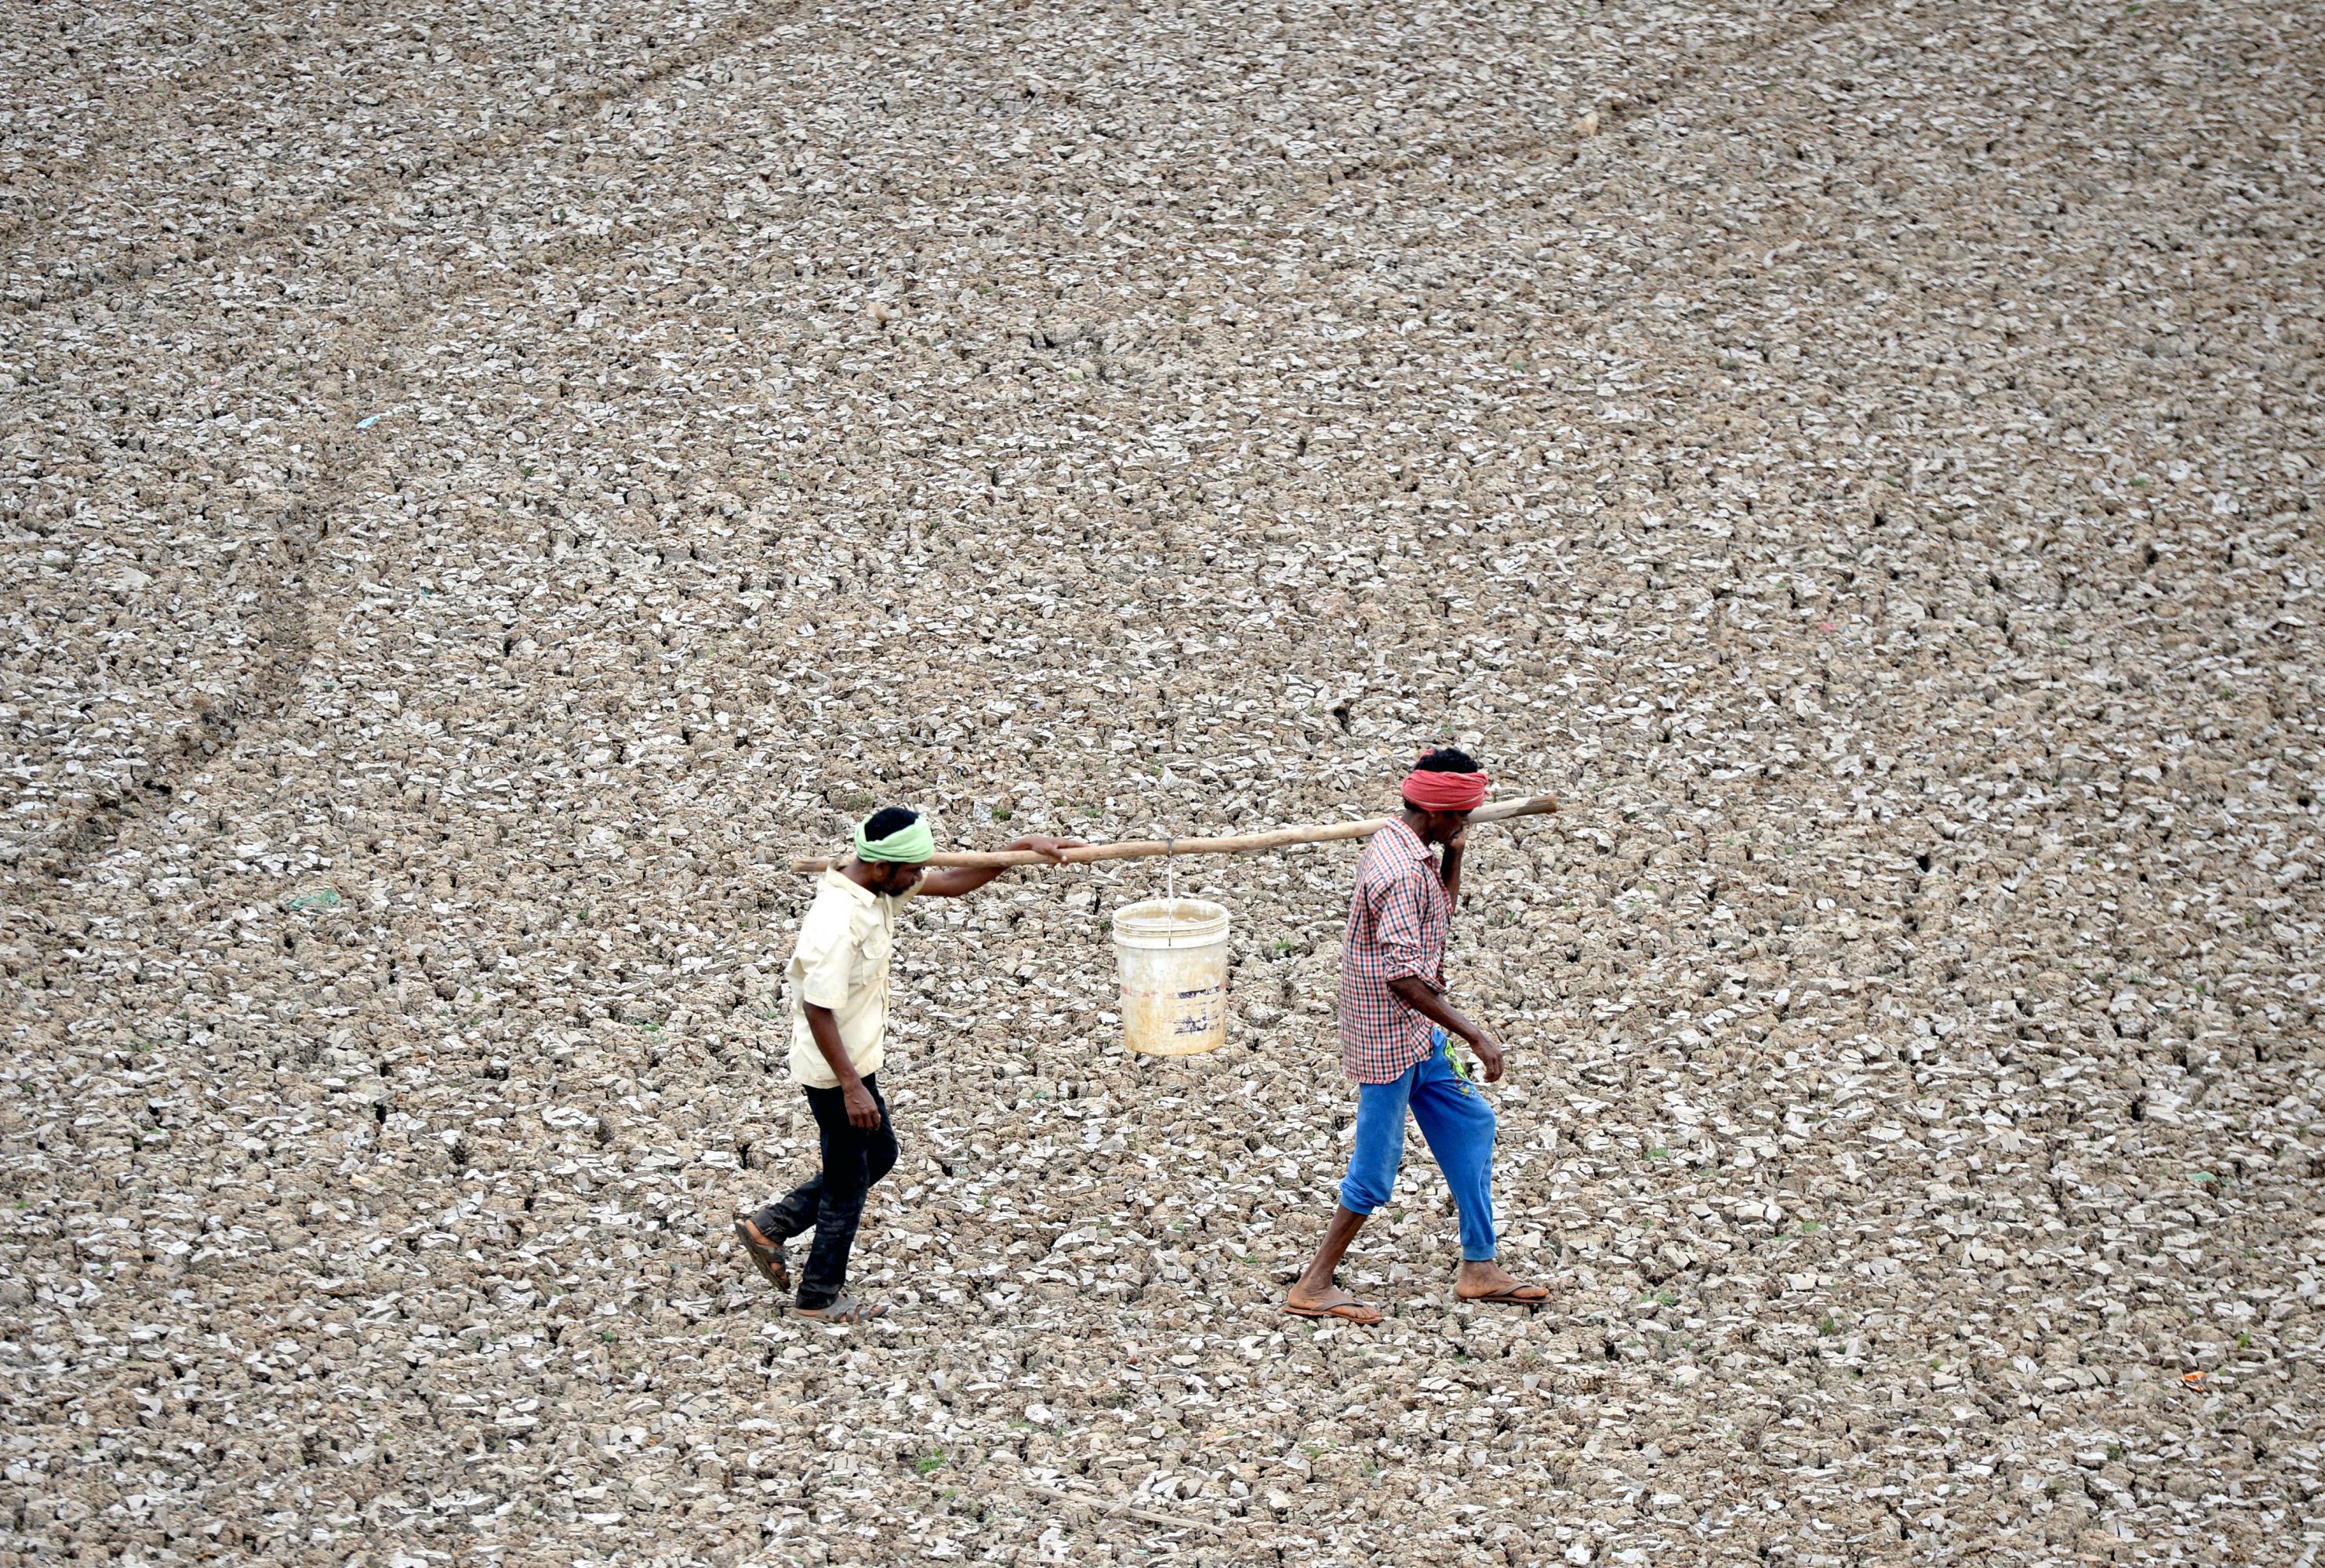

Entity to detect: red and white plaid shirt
[1339,818,1452,1083]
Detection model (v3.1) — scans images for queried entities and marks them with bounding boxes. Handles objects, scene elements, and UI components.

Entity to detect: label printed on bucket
[1118,943,1229,1054]
[1171,983,1222,1037]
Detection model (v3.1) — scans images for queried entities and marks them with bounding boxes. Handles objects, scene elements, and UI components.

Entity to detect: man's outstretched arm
[916,836,1084,898]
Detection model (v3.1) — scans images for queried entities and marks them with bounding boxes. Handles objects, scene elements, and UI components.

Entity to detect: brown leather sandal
[736,1219,791,1293]
[795,1295,888,1324]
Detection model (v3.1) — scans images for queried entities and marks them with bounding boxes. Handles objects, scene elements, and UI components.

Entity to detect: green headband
[853,814,935,865]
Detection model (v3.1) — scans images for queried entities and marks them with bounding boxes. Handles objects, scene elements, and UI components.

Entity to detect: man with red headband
[1284,747,1548,1323]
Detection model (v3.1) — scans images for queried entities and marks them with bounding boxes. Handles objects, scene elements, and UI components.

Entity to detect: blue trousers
[1340,1029,1498,1261]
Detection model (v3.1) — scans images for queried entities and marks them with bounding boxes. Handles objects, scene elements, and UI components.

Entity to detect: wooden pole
[787,793,1557,873]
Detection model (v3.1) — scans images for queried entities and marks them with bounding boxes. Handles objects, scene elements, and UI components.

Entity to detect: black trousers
[751,1075,897,1309]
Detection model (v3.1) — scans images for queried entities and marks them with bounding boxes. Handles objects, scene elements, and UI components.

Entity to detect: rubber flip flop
[1458,1283,1550,1307]
[736,1219,791,1293]
[1284,1297,1384,1326]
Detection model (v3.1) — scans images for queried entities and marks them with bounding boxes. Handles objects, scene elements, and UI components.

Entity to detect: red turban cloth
[1400,755,1490,812]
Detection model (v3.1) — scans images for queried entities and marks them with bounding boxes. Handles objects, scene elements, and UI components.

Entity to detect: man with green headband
[737,806,1080,1323]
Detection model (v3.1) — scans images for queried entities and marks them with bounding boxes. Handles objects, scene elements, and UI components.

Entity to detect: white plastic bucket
[1112,898,1230,1056]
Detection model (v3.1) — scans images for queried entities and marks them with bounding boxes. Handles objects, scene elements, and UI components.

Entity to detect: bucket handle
[1164,837,1176,902]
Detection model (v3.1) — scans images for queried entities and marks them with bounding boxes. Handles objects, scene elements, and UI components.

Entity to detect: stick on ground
[787,793,1557,873]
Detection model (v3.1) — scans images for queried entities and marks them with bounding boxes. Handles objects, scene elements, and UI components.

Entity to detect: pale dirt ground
[2,0,2322,1563]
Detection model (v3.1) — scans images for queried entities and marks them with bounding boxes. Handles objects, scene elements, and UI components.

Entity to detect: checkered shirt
[1338,818,1452,1083]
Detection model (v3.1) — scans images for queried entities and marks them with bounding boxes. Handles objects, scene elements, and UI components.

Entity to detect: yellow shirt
[787,869,912,1087]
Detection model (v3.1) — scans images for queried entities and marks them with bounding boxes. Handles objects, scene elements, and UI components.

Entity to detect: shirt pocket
[848,924,892,993]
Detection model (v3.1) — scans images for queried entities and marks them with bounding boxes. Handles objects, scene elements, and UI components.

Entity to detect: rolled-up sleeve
[1373,865,1438,982]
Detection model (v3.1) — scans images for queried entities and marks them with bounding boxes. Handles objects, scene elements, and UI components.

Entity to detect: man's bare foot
[1454,1260,1549,1305]
[1284,1283,1383,1324]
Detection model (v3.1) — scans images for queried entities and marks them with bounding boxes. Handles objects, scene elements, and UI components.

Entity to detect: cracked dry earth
[2,0,2323,1563]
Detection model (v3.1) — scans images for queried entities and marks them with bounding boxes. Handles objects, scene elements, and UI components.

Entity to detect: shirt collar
[820,866,877,906]
[1377,817,1433,865]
